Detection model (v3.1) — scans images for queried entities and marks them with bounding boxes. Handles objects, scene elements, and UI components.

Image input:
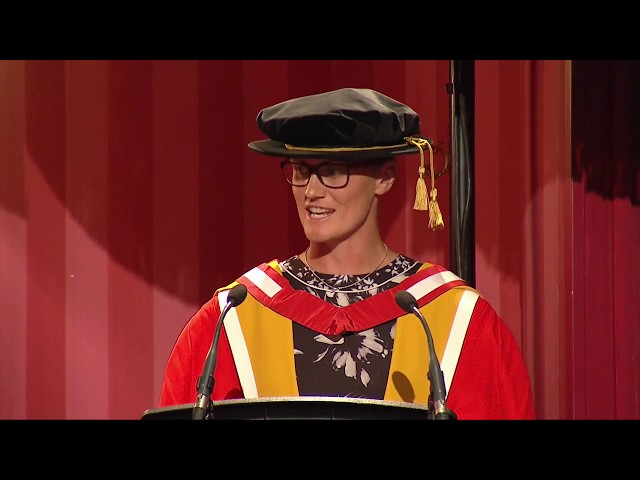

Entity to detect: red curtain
[0,60,451,419]
[1,60,638,419]
[475,60,574,419]
[570,60,640,419]
[475,60,640,419]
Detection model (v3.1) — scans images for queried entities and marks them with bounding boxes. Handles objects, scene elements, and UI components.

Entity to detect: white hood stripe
[218,289,258,398]
[245,267,282,298]
[441,289,478,396]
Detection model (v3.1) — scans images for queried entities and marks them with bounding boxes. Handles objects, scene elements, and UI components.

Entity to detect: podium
[141,396,431,420]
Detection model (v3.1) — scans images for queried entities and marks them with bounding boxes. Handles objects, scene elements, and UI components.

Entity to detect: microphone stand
[192,284,248,420]
[423,328,457,421]
[395,290,457,420]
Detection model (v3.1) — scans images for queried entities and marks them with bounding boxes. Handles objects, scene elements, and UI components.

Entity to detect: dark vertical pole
[448,60,476,287]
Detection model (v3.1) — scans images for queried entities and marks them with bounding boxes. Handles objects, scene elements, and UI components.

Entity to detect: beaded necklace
[303,243,389,292]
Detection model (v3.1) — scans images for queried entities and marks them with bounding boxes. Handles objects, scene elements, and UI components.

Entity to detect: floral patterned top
[279,254,421,399]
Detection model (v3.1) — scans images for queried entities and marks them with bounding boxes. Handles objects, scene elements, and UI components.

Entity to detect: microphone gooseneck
[192,283,248,420]
[395,290,457,420]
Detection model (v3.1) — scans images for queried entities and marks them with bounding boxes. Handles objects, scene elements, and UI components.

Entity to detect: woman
[157,87,535,420]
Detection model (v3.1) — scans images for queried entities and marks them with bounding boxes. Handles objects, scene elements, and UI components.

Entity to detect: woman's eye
[321,165,345,177]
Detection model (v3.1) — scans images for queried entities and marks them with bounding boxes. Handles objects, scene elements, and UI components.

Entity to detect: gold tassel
[426,140,444,230]
[407,137,428,211]
[405,136,445,230]
[428,188,444,230]
[414,166,428,210]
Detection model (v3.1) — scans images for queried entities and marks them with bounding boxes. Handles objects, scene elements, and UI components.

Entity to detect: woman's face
[290,158,396,245]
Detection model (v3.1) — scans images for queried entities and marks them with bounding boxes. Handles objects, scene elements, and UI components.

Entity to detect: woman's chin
[303,228,332,244]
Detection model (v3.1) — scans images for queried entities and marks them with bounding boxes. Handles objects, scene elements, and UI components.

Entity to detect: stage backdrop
[0,60,638,419]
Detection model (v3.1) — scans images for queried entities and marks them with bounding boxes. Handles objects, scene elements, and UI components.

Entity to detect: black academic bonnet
[247,87,428,159]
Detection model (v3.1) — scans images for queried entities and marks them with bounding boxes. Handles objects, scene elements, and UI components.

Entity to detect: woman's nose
[305,173,325,197]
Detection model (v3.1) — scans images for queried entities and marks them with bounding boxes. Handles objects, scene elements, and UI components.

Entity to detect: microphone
[395,290,457,420]
[192,283,248,420]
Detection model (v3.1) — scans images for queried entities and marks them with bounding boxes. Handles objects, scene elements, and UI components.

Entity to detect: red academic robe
[158,260,536,420]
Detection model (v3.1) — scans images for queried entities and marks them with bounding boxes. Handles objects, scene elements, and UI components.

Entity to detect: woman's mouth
[307,206,334,219]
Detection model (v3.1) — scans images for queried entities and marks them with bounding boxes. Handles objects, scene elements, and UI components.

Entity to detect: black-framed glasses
[279,159,381,188]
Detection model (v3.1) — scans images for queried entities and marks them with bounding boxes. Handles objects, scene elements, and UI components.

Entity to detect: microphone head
[395,290,418,313]
[227,284,248,306]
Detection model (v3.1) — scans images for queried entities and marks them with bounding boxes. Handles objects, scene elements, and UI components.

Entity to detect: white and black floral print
[281,254,421,398]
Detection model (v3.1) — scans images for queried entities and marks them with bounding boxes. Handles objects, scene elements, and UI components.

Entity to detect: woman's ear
[375,158,397,195]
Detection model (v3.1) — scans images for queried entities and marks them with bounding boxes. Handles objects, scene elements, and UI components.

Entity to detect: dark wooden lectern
[141,396,431,420]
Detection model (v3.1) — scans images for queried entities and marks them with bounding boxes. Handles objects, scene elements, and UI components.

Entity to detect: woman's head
[247,87,443,242]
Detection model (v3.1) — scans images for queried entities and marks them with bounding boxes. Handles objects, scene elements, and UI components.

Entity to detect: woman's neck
[303,239,395,275]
